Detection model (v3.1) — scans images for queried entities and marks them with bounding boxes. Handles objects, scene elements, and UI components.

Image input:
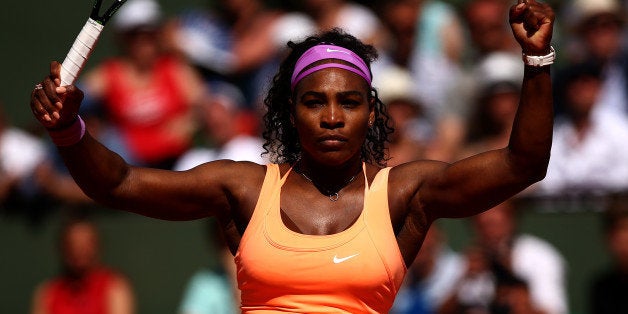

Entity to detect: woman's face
[292,67,374,166]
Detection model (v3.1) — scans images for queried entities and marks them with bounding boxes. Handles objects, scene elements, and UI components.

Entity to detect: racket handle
[60,18,104,86]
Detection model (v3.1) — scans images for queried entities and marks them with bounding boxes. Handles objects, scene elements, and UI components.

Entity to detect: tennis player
[30,0,555,312]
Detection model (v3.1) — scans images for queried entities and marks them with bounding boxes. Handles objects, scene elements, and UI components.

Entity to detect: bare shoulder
[189,160,268,193]
[388,160,450,195]
[387,160,450,223]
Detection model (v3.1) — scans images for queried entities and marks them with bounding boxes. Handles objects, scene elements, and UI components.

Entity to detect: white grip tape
[60,18,104,86]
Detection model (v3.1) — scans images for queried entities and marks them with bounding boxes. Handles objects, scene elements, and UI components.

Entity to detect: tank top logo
[333,253,360,264]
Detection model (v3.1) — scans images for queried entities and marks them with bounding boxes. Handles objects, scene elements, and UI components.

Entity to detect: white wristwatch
[522,46,556,67]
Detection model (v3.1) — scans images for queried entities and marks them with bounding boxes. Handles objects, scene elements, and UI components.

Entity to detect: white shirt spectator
[536,111,628,195]
[173,136,266,171]
[512,234,569,314]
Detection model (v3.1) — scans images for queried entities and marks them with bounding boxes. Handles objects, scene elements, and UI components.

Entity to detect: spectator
[173,82,267,171]
[373,65,431,166]
[490,268,543,314]
[0,101,46,210]
[562,0,628,117]
[300,0,386,49]
[377,0,467,162]
[431,0,522,163]
[589,194,628,314]
[470,200,568,314]
[463,0,520,62]
[166,0,316,104]
[458,52,524,159]
[441,200,568,314]
[30,216,135,314]
[178,220,238,314]
[392,223,465,314]
[378,0,465,119]
[535,62,628,196]
[82,0,207,169]
[439,244,496,314]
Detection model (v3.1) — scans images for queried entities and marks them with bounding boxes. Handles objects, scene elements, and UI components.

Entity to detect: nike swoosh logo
[326,48,350,54]
[333,253,360,264]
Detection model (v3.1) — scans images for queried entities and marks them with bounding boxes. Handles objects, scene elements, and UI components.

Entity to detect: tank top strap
[238,164,291,251]
[363,166,392,226]
[363,166,406,292]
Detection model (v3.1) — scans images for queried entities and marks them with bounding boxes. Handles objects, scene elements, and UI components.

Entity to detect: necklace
[295,162,361,201]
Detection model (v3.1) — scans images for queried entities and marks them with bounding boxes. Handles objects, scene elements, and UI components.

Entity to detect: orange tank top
[235,164,406,313]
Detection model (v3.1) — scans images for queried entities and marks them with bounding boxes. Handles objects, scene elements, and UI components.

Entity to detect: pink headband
[291,44,372,91]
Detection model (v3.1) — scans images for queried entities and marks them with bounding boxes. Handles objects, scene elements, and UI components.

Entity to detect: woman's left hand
[509,0,555,55]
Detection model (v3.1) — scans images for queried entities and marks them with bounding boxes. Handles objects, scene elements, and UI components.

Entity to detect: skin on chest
[279,182,365,235]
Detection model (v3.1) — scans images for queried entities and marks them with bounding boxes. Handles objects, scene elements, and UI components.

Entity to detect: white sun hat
[112,0,162,32]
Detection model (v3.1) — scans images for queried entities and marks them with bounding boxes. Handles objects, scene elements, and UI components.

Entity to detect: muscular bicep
[103,160,264,221]
[414,148,539,219]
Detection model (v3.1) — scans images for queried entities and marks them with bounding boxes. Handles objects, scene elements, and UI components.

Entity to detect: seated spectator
[458,52,523,159]
[589,194,628,314]
[165,0,316,104]
[534,62,628,196]
[30,215,135,314]
[463,0,520,61]
[429,0,518,163]
[173,81,267,171]
[82,0,207,169]
[442,201,568,314]
[178,220,238,314]
[373,66,432,166]
[376,0,466,162]
[561,0,628,118]
[474,201,567,314]
[377,0,464,119]
[0,101,46,211]
[439,244,495,314]
[392,223,465,314]
[301,0,386,49]
[491,266,543,314]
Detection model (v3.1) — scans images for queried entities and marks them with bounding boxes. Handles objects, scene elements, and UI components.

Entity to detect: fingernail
[44,114,51,122]
[53,112,60,119]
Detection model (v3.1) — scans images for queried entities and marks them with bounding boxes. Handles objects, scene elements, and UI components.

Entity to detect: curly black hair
[261,28,393,166]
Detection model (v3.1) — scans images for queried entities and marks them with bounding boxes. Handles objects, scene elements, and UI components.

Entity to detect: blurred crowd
[3,0,628,313]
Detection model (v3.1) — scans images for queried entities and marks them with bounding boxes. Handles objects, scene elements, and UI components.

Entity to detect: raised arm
[405,0,555,220]
[30,62,263,221]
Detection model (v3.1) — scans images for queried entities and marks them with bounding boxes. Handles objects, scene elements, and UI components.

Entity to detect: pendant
[329,192,339,202]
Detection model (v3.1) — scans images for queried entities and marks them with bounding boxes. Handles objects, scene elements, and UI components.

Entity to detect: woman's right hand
[30,61,84,130]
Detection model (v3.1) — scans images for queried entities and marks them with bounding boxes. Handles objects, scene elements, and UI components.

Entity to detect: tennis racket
[59,0,127,86]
